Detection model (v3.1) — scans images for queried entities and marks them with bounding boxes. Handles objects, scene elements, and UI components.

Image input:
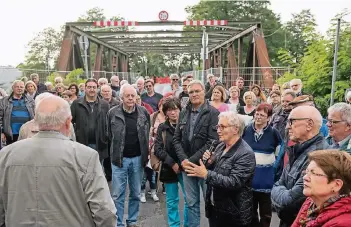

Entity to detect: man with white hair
[326,103,351,153]
[110,75,120,93]
[136,77,145,95]
[44,81,53,91]
[18,92,76,141]
[0,80,35,144]
[289,79,303,97]
[163,73,183,97]
[0,95,116,227]
[101,84,121,108]
[98,77,117,98]
[271,106,330,227]
[107,83,151,227]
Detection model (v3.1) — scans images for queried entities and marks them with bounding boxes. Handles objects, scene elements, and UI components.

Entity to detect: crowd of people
[0,72,350,227]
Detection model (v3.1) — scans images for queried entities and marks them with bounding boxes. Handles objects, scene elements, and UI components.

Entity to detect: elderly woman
[227,86,245,112]
[25,81,37,99]
[55,83,65,97]
[154,97,189,227]
[238,91,257,117]
[251,84,267,105]
[269,90,282,114]
[210,85,229,112]
[292,150,351,227]
[184,112,256,227]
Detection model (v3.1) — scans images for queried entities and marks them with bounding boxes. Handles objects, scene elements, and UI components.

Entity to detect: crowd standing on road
[0,72,350,227]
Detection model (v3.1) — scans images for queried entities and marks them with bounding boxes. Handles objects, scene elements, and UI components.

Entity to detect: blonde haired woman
[25,81,37,99]
[210,85,229,112]
[238,91,256,116]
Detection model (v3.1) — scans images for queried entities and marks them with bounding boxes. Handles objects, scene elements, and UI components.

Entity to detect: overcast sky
[0,0,350,67]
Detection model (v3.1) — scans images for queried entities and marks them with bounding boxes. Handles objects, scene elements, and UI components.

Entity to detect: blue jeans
[182,172,206,227]
[141,167,156,190]
[111,156,142,227]
[165,173,189,227]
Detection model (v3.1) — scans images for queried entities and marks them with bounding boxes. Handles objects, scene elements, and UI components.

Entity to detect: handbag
[150,131,165,172]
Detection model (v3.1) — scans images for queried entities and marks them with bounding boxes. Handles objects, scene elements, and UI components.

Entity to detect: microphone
[203,140,219,165]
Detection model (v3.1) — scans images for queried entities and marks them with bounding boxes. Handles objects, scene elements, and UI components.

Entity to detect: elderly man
[163,73,183,97]
[136,77,145,95]
[30,73,47,94]
[173,80,219,227]
[98,78,117,98]
[18,92,76,141]
[110,75,120,93]
[107,84,150,227]
[0,80,35,144]
[141,79,163,112]
[101,84,121,108]
[289,79,303,96]
[71,78,109,163]
[271,106,330,227]
[326,103,351,153]
[0,95,116,227]
[45,81,53,91]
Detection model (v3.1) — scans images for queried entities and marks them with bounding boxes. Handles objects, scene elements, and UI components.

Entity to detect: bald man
[271,106,330,227]
[0,95,116,227]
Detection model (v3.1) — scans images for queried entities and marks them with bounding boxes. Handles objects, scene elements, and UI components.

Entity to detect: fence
[181,67,291,89]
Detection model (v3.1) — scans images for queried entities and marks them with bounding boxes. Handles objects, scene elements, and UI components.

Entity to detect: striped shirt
[11,97,30,135]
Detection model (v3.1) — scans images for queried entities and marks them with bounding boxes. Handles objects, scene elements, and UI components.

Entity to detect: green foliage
[47,69,86,86]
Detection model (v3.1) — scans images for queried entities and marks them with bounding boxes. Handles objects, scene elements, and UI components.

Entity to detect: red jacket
[292,196,351,227]
[141,102,153,115]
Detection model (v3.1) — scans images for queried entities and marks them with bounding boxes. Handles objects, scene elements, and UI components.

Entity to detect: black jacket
[173,100,219,164]
[205,139,256,226]
[106,105,150,167]
[71,97,109,160]
[154,121,179,183]
[36,83,47,94]
[271,133,330,226]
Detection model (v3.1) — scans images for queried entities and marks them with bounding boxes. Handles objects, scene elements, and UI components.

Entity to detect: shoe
[151,190,159,202]
[140,192,146,203]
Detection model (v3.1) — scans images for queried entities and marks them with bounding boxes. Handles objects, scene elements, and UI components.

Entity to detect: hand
[202,150,211,162]
[172,163,180,174]
[181,159,190,169]
[184,160,208,179]
[1,133,6,143]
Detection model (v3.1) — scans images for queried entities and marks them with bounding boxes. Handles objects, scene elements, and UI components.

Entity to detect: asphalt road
[116,186,281,227]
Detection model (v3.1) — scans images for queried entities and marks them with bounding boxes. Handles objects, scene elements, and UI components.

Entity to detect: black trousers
[5,134,19,145]
[103,156,112,182]
[251,191,272,227]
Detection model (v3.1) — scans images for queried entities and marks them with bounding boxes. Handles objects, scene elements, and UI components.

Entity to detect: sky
[0,0,350,67]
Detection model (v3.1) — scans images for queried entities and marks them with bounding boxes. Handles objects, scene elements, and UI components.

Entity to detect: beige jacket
[18,119,76,141]
[0,131,116,227]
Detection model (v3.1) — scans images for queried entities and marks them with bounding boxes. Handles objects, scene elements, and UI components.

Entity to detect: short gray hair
[34,92,53,106]
[243,91,257,103]
[119,84,137,98]
[136,77,145,84]
[290,79,302,86]
[12,80,24,87]
[54,77,63,83]
[120,80,129,86]
[218,111,245,136]
[44,81,53,87]
[170,74,179,80]
[187,79,205,90]
[282,89,296,98]
[30,73,39,80]
[98,78,108,84]
[328,102,351,125]
[35,96,71,131]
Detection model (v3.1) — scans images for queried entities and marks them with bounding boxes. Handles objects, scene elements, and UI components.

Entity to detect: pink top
[217,103,229,112]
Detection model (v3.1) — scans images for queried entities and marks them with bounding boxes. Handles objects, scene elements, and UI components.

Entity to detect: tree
[185,0,285,66]
[282,9,319,64]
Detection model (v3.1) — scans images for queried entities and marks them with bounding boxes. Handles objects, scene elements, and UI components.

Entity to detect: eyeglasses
[172,79,179,81]
[288,118,311,126]
[326,118,345,125]
[145,85,153,88]
[302,169,328,178]
[189,89,203,95]
[215,124,235,131]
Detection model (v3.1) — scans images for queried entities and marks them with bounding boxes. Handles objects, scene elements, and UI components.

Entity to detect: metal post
[202,27,207,80]
[252,36,256,85]
[330,18,341,106]
[84,49,89,79]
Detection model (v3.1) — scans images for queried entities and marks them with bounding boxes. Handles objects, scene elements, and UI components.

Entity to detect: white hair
[35,96,71,131]
[243,91,257,103]
[30,73,39,80]
[207,73,214,81]
[328,102,351,125]
[346,91,351,102]
[44,81,53,87]
[12,80,24,87]
[54,77,63,83]
[218,111,245,136]
[170,74,179,80]
[101,84,112,92]
[34,92,53,106]
[187,79,205,90]
[120,80,128,86]
[290,79,302,86]
[136,77,145,84]
[119,84,137,98]
[98,78,108,84]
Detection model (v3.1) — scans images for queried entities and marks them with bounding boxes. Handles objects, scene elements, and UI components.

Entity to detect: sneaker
[140,192,146,203]
[151,190,159,202]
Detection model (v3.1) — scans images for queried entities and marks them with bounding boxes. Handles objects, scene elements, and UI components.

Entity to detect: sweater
[242,123,282,193]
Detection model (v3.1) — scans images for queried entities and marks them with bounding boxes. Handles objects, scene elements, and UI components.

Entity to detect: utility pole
[330,18,341,106]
